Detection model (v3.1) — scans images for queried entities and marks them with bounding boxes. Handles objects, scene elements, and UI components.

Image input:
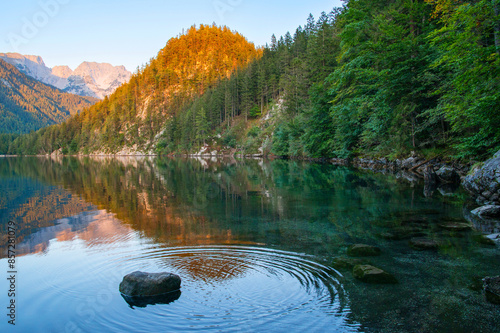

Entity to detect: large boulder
[347,244,381,257]
[484,276,500,305]
[353,265,398,284]
[119,271,181,297]
[463,151,500,204]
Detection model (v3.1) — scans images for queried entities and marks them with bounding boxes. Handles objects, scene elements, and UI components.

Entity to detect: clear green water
[0,156,499,332]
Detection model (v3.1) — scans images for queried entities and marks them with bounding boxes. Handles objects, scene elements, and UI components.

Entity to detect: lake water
[0,156,499,332]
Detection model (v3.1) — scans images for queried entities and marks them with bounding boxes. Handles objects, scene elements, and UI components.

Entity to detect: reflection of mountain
[0,175,95,256]
[13,210,134,257]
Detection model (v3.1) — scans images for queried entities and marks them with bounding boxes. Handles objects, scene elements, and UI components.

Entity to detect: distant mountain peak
[0,52,45,66]
[0,53,131,99]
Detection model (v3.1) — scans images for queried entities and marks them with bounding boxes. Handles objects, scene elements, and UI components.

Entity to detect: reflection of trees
[1,155,461,257]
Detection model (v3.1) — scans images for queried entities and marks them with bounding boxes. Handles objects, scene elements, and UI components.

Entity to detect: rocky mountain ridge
[0,53,131,99]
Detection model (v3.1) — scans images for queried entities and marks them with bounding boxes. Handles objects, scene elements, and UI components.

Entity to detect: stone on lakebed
[347,244,381,257]
[332,257,369,270]
[119,271,181,297]
[353,265,398,284]
[409,238,440,250]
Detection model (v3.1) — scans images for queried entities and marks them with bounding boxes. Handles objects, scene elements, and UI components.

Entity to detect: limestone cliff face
[0,53,131,99]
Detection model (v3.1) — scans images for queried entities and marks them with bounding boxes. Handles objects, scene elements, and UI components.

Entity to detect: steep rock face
[52,65,73,78]
[0,53,131,99]
[72,62,131,99]
[463,151,500,204]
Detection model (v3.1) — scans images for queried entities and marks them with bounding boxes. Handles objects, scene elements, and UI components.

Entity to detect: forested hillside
[7,0,500,160]
[7,25,261,155]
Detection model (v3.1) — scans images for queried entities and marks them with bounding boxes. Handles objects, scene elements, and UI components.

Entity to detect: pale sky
[0,0,343,72]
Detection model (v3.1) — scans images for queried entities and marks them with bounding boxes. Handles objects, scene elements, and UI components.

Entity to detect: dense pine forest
[4,0,500,160]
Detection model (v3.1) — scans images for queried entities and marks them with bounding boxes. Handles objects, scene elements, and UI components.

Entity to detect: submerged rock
[119,271,181,297]
[409,238,439,251]
[332,257,369,270]
[347,244,381,257]
[353,265,398,284]
[483,276,500,305]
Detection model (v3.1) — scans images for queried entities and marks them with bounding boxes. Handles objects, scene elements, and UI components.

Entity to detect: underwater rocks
[347,244,381,257]
[483,276,500,305]
[119,271,181,297]
[332,257,369,270]
[353,265,398,284]
[409,238,440,251]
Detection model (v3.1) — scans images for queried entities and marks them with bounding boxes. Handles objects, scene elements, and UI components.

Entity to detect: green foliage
[249,105,261,118]
[428,0,500,158]
[247,126,261,138]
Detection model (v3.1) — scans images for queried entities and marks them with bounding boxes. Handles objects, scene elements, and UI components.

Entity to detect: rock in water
[119,271,181,297]
[347,244,381,257]
[353,265,398,284]
[332,257,369,270]
[483,276,500,304]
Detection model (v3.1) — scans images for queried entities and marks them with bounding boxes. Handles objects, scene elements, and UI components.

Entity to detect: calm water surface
[0,156,499,332]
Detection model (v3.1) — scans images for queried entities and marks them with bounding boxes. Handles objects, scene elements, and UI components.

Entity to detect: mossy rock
[347,244,381,257]
[352,265,398,284]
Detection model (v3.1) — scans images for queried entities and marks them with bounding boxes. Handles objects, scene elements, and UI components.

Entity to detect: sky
[1,0,343,72]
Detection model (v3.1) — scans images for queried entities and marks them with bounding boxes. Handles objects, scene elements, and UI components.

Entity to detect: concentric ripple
[85,245,359,332]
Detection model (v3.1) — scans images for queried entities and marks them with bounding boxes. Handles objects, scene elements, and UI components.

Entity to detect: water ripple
[81,245,358,332]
